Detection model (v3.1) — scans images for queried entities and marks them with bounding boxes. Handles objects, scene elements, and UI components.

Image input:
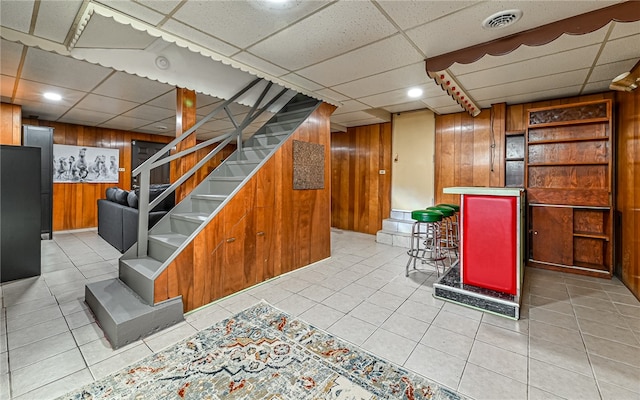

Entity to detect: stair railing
[131,79,289,257]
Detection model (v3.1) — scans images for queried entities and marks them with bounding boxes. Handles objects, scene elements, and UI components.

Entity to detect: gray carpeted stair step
[85,278,183,349]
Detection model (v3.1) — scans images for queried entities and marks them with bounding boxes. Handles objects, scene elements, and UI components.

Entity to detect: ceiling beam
[425,1,640,73]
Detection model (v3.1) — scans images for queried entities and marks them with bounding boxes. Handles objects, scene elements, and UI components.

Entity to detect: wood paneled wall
[330,123,392,234]
[154,103,334,312]
[21,118,174,231]
[434,107,504,205]
[616,83,640,300]
[0,103,22,145]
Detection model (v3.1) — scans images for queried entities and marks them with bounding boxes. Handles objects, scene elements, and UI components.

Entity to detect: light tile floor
[1,228,639,399]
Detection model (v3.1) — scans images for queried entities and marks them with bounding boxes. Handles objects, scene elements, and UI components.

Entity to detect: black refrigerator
[0,145,42,282]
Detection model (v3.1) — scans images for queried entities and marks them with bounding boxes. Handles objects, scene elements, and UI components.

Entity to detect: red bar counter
[443,187,525,296]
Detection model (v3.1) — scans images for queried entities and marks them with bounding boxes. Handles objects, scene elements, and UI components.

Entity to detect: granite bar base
[433,265,521,320]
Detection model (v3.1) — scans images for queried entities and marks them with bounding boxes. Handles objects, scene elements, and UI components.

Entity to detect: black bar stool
[427,205,458,262]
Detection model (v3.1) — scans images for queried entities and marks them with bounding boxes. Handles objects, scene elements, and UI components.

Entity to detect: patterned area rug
[59,301,465,400]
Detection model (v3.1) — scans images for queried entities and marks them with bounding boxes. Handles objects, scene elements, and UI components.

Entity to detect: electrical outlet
[379,170,386,174]
[118,168,125,172]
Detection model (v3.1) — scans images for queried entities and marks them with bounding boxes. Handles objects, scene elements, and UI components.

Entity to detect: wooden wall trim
[154,103,333,311]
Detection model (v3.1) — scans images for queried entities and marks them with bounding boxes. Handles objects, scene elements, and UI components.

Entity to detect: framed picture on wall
[53,144,119,183]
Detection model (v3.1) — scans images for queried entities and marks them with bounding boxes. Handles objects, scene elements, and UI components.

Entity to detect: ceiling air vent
[482,9,523,29]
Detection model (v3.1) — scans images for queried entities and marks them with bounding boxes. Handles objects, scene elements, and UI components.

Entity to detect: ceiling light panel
[16,79,87,107]
[332,62,433,99]
[247,1,397,71]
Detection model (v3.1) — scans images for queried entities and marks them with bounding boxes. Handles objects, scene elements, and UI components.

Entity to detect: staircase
[86,85,321,348]
[376,209,415,248]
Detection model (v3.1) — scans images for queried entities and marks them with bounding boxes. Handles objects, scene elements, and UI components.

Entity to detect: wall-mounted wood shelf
[528,136,609,145]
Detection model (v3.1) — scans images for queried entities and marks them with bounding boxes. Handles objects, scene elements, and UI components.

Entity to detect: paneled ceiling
[1,0,638,139]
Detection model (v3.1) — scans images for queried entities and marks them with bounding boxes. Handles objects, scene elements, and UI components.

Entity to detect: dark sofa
[98,184,175,252]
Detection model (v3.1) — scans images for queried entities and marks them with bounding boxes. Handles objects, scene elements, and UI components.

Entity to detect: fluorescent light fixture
[43,92,62,101]
[407,88,423,98]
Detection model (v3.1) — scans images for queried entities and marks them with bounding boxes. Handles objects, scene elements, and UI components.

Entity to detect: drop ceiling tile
[136,0,181,14]
[172,1,327,49]
[93,72,173,103]
[609,20,640,40]
[314,88,350,103]
[98,115,151,130]
[384,101,432,114]
[423,95,462,109]
[146,91,176,110]
[359,83,445,109]
[21,48,112,91]
[408,1,617,58]
[457,44,600,90]
[75,94,138,114]
[298,35,423,87]
[161,19,240,57]
[121,104,176,121]
[331,110,380,125]
[195,93,223,108]
[74,14,157,49]
[597,34,640,65]
[232,51,289,78]
[18,100,69,121]
[0,75,15,98]
[377,1,476,30]
[590,59,638,83]
[201,119,235,131]
[94,0,165,25]
[0,0,34,33]
[468,69,590,105]
[14,79,87,105]
[1,96,11,103]
[332,62,437,99]
[482,85,583,108]
[343,116,388,127]
[248,1,398,71]
[57,108,115,126]
[33,0,83,43]
[432,104,465,115]
[138,119,175,134]
[0,40,24,76]
[333,100,370,115]
[582,80,612,94]
[279,73,323,92]
[450,27,609,76]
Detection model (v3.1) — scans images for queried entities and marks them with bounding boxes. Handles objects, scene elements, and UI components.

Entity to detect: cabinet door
[530,206,573,266]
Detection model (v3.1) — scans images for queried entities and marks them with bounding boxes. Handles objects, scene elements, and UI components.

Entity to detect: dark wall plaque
[293,140,324,190]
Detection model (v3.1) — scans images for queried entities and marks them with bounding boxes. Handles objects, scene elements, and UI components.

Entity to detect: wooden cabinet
[525,100,613,277]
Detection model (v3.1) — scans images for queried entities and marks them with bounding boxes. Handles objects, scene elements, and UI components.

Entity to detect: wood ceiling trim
[425,1,640,73]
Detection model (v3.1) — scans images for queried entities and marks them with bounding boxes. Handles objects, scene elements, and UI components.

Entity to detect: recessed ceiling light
[43,92,62,101]
[407,88,423,98]
[482,9,523,29]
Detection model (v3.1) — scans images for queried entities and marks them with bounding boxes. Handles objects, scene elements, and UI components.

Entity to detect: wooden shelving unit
[505,130,525,187]
[525,99,613,277]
